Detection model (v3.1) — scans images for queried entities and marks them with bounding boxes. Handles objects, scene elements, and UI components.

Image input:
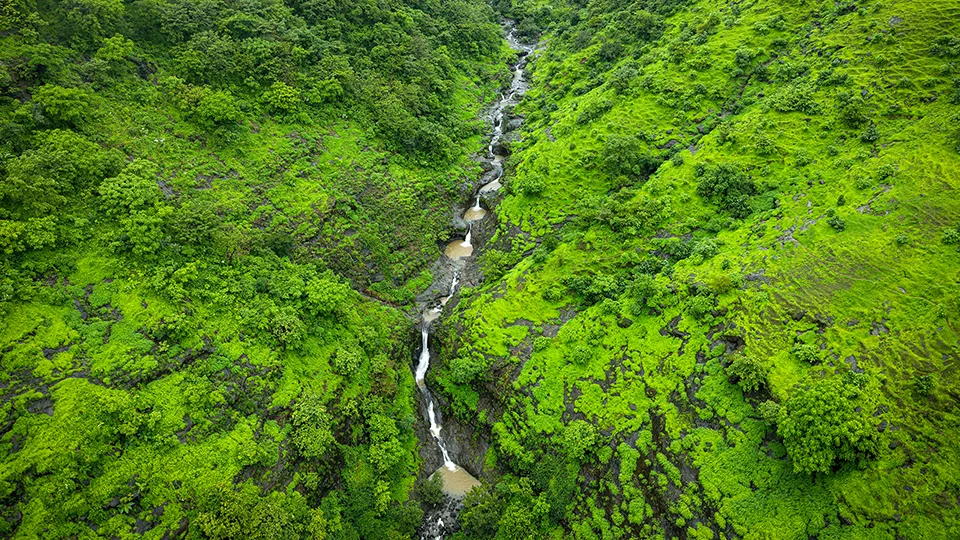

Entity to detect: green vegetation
[0,0,508,537]
[432,0,960,537]
[3,0,960,538]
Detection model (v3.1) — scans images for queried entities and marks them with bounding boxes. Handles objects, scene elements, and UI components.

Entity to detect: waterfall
[417,20,534,537]
[415,328,430,387]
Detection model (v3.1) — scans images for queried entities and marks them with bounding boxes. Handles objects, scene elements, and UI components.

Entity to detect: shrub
[565,272,623,305]
[754,134,776,155]
[560,420,598,460]
[569,345,592,365]
[542,283,565,302]
[931,35,960,57]
[758,400,780,422]
[262,81,300,113]
[768,83,820,114]
[791,343,821,364]
[835,91,868,127]
[332,347,362,376]
[876,164,896,181]
[854,175,873,189]
[518,174,546,196]
[601,134,658,179]
[695,162,756,218]
[576,99,613,124]
[861,123,879,143]
[450,354,486,383]
[895,233,910,246]
[733,47,756,68]
[533,336,552,352]
[942,228,960,245]
[417,475,444,507]
[292,392,335,459]
[827,215,846,231]
[610,64,638,94]
[33,85,94,128]
[727,354,768,393]
[687,295,714,320]
[913,373,934,396]
[778,377,881,474]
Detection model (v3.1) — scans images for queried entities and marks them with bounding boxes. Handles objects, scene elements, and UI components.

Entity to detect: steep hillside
[0,0,508,537]
[433,0,960,538]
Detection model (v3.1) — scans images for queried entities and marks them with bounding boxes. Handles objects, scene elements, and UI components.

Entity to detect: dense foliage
[0,0,507,537]
[3,0,960,538]
[430,0,960,538]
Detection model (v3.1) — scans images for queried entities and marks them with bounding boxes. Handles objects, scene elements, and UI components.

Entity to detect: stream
[415,21,535,539]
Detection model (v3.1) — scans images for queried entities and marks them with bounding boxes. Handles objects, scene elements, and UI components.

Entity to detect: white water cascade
[478,26,535,195]
[417,19,535,540]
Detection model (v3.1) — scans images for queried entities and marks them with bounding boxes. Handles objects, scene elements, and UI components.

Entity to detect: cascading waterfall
[417,20,535,540]
[477,26,535,195]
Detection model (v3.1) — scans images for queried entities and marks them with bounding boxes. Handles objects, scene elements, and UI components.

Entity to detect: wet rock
[492,140,510,156]
[659,139,680,149]
[27,397,53,416]
[504,117,523,132]
[871,319,890,335]
[844,355,864,373]
[617,317,634,328]
[878,420,888,432]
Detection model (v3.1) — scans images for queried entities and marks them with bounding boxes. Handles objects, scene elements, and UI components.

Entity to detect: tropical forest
[1,0,959,538]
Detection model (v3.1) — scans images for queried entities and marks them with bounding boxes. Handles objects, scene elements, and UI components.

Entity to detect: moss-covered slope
[436,0,960,537]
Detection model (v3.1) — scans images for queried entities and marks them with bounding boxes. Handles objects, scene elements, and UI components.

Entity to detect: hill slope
[0,0,507,537]
[433,0,960,538]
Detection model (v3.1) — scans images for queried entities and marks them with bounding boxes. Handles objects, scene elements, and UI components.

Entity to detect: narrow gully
[414,20,535,539]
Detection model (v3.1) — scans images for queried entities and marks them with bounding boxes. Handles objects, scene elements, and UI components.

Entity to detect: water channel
[414,21,535,539]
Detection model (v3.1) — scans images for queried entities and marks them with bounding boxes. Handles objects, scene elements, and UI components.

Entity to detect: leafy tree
[292,392,336,460]
[57,0,124,49]
[417,474,444,507]
[332,347,362,376]
[459,483,505,538]
[3,129,121,218]
[263,81,300,113]
[99,160,172,256]
[626,10,664,42]
[306,276,351,315]
[196,483,316,540]
[758,400,780,422]
[861,123,879,143]
[695,162,756,218]
[778,377,881,474]
[727,354,768,393]
[827,214,846,231]
[33,85,93,128]
[601,134,657,180]
[610,64,637,94]
[560,420,597,461]
[687,295,714,320]
[835,91,868,127]
[451,352,487,383]
[791,343,821,364]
